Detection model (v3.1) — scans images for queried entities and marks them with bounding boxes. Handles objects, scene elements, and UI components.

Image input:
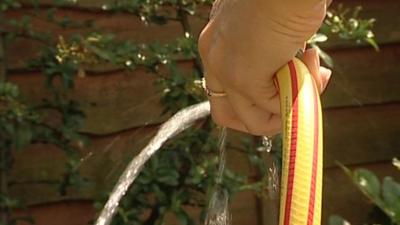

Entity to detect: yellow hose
[276,58,323,225]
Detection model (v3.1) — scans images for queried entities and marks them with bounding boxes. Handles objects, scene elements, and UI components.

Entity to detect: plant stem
[0,32,6,81]
[176,1,204,75]
[0,32,11,224]
[0,145,10,225]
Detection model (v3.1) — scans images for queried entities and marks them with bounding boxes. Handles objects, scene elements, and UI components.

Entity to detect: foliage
[323,4,378,50]
[309,4,378,67]
[329,160,400,225]
[0,1,378,225]
[95,127,270,225]
[0,0,21,12]
[0,80,88,225]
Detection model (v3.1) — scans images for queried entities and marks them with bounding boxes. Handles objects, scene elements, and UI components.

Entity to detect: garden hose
[276,58,323,225]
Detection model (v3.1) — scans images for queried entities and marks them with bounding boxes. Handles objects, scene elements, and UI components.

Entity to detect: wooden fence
[4,0,400,224]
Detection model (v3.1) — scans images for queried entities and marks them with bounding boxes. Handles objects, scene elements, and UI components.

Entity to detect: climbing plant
[330,160,400,225]
[0,1,377,225]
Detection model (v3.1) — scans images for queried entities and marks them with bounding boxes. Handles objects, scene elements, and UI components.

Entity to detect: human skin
[198,0,332,136]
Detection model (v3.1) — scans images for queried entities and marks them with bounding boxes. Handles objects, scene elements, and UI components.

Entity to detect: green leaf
[313,44,334,68]
[393,158,400,170]
[14,123,33,150]
[382,177,400,219]
[365,37,380,51]
[353,168,381,200]
[175,209,189,225]
[156,168,179,186]
[308,33,328,44]
[329,215,350,225]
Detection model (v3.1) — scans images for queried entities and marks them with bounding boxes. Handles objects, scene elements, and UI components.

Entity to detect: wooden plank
[3,8,195,70]
[14,200,95,225]
[5,0,400,70]
[322,44,400,108]
[324,103,400,168]
[8,68,169,134]
[13,193,259,225]
[20,162,397,225]
[10,123,262,224]
[167,191,260,225]
[8,43,400,134]
[10,125,158,204]
[10,103,400,206]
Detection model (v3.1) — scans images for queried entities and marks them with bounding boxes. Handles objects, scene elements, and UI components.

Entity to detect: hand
[198,0,331,136]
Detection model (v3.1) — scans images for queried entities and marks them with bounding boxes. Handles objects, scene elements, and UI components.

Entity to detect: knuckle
[198,36,208,60]
[198,26,213,61]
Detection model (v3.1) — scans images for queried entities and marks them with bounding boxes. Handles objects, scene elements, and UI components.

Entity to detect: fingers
[300,48,332,93]
[320,66,332,91]
[204,74,249,133]
[205,83,282,136]
[207,87,281,136]
[208,96,249,133]
[225,90,281,136]
[204,47,332,136]
[244,80,282,115]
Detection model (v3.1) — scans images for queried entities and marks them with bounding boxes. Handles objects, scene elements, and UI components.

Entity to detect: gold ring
[201,78,227,97]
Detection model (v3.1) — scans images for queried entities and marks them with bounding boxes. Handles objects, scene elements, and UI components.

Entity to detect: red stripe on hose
[284,61,299,225]
[307,78,320,225]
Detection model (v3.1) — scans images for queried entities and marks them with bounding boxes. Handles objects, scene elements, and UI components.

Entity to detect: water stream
[205,127,231,225]
[95,101,281,225]
[95,101,211,225]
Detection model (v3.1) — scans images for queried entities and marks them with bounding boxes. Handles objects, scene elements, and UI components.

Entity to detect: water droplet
[258,136,273,152]
[359,178,367,186]
[393,158,400,170]
[102,4,109,10]
[184,32,190,38]
[367,31,375,38]
[125,60,132,66]
[193,79,202,85]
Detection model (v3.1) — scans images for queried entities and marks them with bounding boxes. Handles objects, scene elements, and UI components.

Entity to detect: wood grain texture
[4,1,400,221]
[322,44,400,108]
[7,44,400,134]
[5,0,400,70]
[323,103,400,168]
[10,125,158,204]
[10,102,400,204]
